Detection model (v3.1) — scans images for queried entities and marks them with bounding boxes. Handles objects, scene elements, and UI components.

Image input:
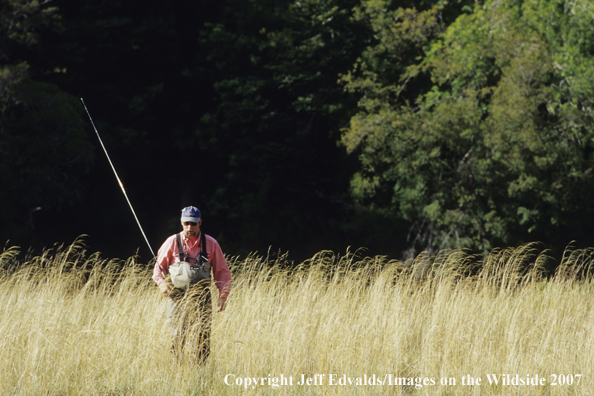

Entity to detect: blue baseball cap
[181,206,201,222]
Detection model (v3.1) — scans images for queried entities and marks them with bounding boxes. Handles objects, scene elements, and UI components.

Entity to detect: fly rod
[81,98,156,258]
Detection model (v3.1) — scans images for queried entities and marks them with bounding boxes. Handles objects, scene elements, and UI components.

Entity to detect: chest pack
[168,232,212,291]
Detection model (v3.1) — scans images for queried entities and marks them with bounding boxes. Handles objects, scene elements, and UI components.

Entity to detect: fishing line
[81,98,156,258]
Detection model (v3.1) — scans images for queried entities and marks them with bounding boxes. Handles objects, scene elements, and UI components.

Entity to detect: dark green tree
[29,0,381,259]
[343,0,594,257]
[193,0,378,257]
[0,0,94,246]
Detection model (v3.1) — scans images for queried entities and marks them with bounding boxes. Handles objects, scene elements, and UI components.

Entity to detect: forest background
[1,0,594,265]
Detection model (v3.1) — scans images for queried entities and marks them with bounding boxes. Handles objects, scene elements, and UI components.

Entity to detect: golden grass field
[1,238,593,395]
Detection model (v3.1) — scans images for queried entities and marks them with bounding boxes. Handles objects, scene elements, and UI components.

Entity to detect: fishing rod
[81,98,156,258]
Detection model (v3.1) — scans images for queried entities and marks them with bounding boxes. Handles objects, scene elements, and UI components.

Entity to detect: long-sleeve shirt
[152,231,232,302]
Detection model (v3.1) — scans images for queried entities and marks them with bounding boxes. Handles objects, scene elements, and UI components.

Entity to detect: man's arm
[153,235,176,295]
[206,235,232,311]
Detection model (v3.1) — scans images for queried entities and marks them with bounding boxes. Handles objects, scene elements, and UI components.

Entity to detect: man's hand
[217,299,227,312]
[158,281,172,297]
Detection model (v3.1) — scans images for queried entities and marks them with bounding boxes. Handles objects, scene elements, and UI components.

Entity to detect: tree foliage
[188,0,372,255]
[0,0,93,244]
[3,0,594,261]
[343,0,594,256]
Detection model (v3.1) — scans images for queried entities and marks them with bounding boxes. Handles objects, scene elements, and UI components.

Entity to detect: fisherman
[152,206,231,362]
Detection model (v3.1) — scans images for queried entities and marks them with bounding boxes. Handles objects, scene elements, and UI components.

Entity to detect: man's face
[182,219,201,238]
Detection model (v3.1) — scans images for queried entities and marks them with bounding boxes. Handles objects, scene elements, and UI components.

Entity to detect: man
[152,206,232,362]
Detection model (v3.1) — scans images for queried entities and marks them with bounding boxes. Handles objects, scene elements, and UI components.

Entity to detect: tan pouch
[169,260,211,291]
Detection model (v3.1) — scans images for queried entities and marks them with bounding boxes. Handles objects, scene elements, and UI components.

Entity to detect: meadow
[1,238,593,395]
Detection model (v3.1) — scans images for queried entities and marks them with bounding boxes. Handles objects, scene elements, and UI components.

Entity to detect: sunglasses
[183,221,198,226]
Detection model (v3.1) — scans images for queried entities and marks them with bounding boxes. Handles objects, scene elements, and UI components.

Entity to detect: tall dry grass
[1,239,593,395]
